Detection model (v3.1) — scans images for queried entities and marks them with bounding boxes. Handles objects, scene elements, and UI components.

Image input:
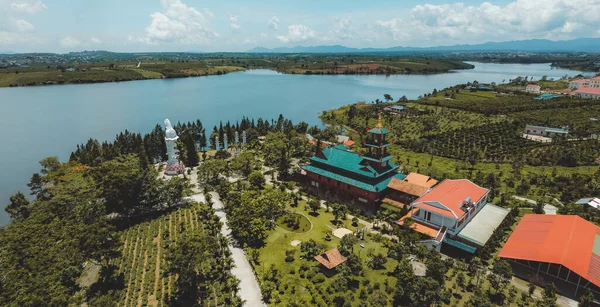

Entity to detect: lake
[0,62,587,225]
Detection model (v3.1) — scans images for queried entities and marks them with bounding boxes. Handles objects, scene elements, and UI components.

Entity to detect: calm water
[0,62,587,224]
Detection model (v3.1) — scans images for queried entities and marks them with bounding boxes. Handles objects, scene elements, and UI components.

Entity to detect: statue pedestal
[164,161,184,176]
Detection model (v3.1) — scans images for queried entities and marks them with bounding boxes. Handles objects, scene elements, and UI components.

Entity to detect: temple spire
[376,114,383,129]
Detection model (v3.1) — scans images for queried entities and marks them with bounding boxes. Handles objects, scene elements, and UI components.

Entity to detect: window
[425,211,432,221]
[358,197,368,203]
[347,184,351,190]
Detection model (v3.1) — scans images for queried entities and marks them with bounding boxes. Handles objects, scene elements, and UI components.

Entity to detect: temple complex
[301,116,404,210]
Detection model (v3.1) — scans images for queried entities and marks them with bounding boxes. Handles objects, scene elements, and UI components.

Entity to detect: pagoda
[301,115,405,210]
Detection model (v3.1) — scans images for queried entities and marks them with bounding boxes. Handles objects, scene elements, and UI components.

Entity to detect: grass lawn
[275,212,312,232]
[131,68,163,78]
[255,200,398,306]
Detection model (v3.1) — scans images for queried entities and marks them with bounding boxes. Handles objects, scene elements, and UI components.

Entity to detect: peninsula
[0,52,474,87]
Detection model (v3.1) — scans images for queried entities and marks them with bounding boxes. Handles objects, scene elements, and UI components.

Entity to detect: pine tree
[185,136,199,167]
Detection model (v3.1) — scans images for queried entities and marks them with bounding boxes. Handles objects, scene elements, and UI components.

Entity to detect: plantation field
[324,103,507,143]
[111,202,205,307]
[421,89,599,115]
[408,121,543,163]
[510,105,600,137]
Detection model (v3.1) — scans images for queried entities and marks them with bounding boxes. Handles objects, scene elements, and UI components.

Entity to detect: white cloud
[229,14,240,29]
[60,36,82,48]
[330,17,353,40]
[0,0,45,45]
[59,36,103,49]
[375,0,600,45]
[142,0,216,44]
[202,8,214,18]
[10,0,46,14]
[268,15,279,30]
[276,24,315,43]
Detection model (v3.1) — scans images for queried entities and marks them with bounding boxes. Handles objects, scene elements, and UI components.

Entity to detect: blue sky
[1,0,599,52]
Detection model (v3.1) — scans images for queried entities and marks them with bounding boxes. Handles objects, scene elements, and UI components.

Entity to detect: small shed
[314,248,347,270]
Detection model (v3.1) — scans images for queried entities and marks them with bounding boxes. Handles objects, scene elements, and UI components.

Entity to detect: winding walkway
[185,166,265,307]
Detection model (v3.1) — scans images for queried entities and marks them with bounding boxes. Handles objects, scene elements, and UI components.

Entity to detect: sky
[1,0,600,53]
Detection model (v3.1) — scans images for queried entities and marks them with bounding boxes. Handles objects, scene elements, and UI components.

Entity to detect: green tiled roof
[444,237,476,253]
[303,165,405,192]
[544,128,569,134]
[368,127,391,134]
[310,145,398,178]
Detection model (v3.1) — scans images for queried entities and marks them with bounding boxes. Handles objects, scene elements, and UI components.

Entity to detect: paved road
[512,195,558,215]
[185,190,266,306]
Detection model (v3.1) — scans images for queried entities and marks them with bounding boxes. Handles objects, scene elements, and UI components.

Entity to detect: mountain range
[248,38,600,54]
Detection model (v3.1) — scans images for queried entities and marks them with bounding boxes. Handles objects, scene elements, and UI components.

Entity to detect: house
[384,105,408,114]
[590,76,600,88]
[301,116,404,210]
[575,87,600,99]
[383,172,438,209]
[575,197,600,209]
[336,135,350,144]
[400,179,509,253]
[524,125,569,138]
[569,79,590,90]
[526,84,541,93]
[314,248,347,270]
[499,215,600,301]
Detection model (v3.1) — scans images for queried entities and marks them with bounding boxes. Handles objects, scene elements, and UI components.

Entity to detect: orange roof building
[385,172,438,209]
[499,214,600,300]
[314,248,347,270]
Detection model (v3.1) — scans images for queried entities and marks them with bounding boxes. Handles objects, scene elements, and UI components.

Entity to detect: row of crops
[525,140,600,167]
[113,204,202,307]
[406,121,543,163]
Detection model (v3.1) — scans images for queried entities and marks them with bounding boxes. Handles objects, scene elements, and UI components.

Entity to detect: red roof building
[575,87,600,99]
[398,179,508,254]
[526,84,541,93]
[412,179,489,219]
[499,214,600,300]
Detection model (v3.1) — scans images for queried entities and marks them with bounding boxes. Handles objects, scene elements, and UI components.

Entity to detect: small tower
[363,115,392,168]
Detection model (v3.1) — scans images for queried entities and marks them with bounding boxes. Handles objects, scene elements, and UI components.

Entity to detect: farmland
[110,201,239,307]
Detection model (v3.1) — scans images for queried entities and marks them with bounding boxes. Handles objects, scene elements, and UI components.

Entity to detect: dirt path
[153,225,162,297]
[123,236,140,307]
[168,215,173,242]
[137,251,149,307]
[161,277,165,307]
[118,231,131,274]
[147,222,162,307]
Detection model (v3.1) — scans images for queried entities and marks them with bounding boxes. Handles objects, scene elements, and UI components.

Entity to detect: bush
[311,273,326,284]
